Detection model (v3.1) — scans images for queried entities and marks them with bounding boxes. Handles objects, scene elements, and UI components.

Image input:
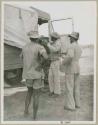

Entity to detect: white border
[1,1,4,123]
[0,1,96,124]
[0,121,97,125]
[93,19,96,123]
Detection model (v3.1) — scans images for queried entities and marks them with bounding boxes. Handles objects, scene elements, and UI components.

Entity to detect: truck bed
[4,44,23,70]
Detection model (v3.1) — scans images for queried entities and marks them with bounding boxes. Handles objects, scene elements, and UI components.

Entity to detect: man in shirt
[61,32,82,110]
[22,32,48,120]
[47,32,61,97]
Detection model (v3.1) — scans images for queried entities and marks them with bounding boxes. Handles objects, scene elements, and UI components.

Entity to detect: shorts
[25,78,44,89]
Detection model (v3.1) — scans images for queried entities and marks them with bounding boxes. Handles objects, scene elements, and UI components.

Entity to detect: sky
[5,1,96,45]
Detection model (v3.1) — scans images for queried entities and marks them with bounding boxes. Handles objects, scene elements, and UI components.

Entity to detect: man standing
[61,32,82,110]
[22,32,48,120]
[47,32,61,96]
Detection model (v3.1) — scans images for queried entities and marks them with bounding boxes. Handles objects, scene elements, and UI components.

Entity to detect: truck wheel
[4,68,23,86]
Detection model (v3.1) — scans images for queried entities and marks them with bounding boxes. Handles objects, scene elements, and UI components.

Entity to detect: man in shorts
[22,32,48,120]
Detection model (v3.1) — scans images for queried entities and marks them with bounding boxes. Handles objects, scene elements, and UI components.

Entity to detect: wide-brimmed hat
[69,32,79,39]
[50,32,60,39]
[28,31,39,38]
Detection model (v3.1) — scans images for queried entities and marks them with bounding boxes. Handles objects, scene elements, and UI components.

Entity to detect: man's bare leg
[33,89,40,120]
[24,87,33,115]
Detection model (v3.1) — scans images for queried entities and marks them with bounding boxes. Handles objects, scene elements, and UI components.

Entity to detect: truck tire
[4,68,23,86]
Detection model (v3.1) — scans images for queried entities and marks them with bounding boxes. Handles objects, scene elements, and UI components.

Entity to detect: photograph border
[0,0,97,125]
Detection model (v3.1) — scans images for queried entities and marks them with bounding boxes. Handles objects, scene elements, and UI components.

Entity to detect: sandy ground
[4,75,94,121]
[4,47,94,121]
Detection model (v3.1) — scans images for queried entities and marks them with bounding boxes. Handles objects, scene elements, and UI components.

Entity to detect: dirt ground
[4,75,94,121]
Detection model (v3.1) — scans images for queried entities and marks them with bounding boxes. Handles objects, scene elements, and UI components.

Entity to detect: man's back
[64,42,82,74]
[72,42,82,61]
[71,42,82,73]
[22,42,47,79]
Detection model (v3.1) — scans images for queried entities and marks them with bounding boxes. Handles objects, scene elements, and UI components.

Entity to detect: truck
[4,4,51,85]
[4,4,72,86]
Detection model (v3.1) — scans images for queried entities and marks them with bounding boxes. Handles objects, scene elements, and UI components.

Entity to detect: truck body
[4,4,50,84]
[4,4,50,71]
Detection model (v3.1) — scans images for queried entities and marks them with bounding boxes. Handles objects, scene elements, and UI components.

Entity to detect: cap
[69,32,79,40]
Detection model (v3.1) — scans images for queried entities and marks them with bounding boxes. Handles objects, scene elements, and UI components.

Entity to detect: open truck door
[49,18,74,54]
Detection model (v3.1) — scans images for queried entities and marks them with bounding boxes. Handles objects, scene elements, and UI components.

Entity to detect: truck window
[51,18,74,35]
[38,23,49,37]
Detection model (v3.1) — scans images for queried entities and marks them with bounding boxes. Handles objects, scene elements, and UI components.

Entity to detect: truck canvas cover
[4,4,38,48]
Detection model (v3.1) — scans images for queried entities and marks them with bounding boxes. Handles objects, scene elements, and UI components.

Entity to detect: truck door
[48,18,74,53]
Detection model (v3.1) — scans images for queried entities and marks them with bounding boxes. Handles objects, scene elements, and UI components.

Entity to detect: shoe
[75,105,80,108]
[64,106,76,111]
[32,116,36,121]
[53,94,59,98]
[49,92,54,96]
[24,111,29,117]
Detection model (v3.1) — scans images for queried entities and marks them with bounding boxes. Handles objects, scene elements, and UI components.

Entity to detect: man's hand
[35,65,43,71]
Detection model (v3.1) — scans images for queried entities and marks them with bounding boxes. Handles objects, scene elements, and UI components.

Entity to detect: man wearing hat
[47,32,61,96]
[22,32,48,120]
[61,32,82,110]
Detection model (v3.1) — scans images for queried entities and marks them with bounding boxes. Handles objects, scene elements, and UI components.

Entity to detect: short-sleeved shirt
[22,42,47,79]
